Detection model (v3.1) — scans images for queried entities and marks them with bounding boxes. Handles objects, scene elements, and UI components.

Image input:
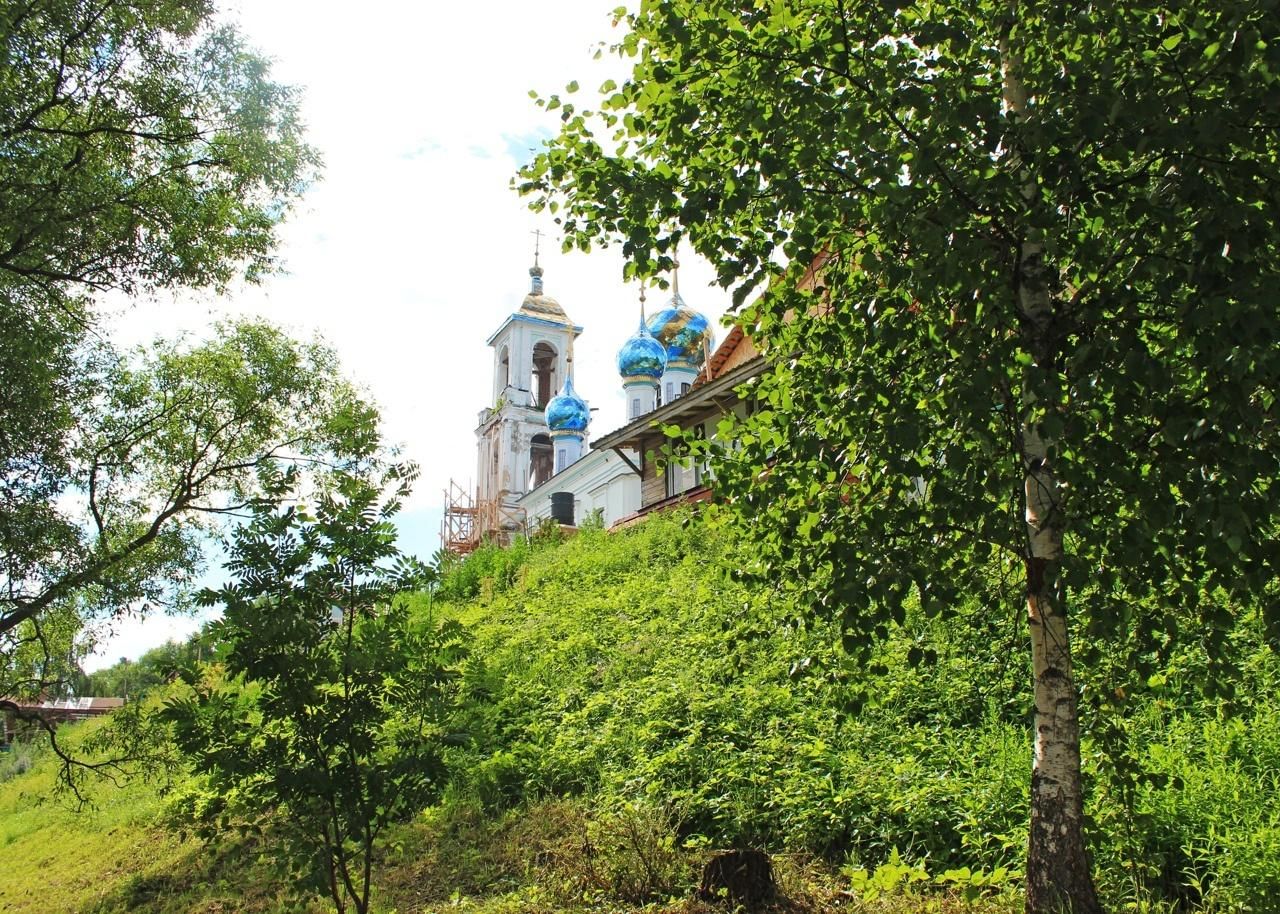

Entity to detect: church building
[441,253,728,553]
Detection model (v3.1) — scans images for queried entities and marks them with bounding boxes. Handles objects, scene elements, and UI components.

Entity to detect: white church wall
[517,445,641,528]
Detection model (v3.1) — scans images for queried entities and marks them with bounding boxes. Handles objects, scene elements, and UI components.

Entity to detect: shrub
[432,510,1280,911]
[0,738,45,782]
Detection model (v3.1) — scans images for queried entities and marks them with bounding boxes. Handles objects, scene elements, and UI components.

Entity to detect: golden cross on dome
[531,228,544,268]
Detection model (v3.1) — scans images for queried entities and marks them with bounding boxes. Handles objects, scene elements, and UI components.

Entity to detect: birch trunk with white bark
[1002,8,1103,913]
[1023,424,1101,914]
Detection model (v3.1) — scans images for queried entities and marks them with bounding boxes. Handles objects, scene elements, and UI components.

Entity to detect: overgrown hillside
[0,717,304,914]
[427,511,1279,911]
[2,511,1276,913]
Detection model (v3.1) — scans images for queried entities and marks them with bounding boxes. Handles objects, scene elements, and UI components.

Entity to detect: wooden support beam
[612,446,642,478]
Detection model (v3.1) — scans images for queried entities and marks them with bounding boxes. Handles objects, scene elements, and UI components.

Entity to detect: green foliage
[165,462,468,914]
[82,625,220,699]
[844,850,1015,905]
[432,520,574,604]
[434,512,1279,911]
[522,0,1280,683]
[523,4,1280,908]
[0,717,173,913]
[0,516,1276,913]
[0,714,317,914]
[459,799,690,906]
[435,537,536,603]
[0,0,323,745]
[441,514,1025,860]
[0,734,46,782]
[1081,625,1280,909]
[1,320,376,711]
[0,0,317,298]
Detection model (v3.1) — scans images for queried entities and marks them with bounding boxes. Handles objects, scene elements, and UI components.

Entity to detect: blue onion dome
[616,314,668,380]
[545,375,589,433]
[646,294,714,368]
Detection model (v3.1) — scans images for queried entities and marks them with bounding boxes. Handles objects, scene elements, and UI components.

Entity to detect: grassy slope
[0,753,1013,914]
[0,516,1022,914]
[0,717,186,914]
[0,721,312,914]
[0,753,172,913]
[0,512,1275,913]
[423,513,1279,911]
[431,515,1033,864]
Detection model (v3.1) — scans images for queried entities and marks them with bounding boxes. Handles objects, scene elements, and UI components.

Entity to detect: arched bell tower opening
[531,342,557,408]
[530,433,553,488]
[494,345,510,405]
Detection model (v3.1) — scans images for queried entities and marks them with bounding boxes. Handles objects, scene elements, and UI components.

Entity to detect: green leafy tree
[0,0,318,698]
[0,0,315,297]
[165,462,467,914]
[1,320,378,787]
[79,623,220,699]
[521,3,1279,911]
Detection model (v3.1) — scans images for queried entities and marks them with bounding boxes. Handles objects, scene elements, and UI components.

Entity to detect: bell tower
[474,247,581,540]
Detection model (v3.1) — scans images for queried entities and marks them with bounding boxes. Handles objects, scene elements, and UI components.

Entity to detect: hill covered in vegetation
[2,511,1276,913]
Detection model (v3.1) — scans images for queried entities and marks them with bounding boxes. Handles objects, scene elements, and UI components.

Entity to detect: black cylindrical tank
[549,491,574,526]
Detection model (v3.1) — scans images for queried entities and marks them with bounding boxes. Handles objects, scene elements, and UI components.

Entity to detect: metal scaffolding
[441,480,478,555]
[441,480,529,555]
[477,497,528,545]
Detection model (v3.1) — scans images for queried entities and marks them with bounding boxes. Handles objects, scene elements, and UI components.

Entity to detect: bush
[0,738,45,782]
[431,510,1280,911]
[435,537,535,603]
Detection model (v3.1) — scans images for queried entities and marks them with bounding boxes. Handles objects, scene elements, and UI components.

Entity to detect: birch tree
[520,2,1280,910]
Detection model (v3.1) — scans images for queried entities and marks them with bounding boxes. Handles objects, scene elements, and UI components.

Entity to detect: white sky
[88,1,732,670]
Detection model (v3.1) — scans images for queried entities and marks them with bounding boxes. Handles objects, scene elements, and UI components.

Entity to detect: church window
[556,448,567,473]
[530,433,553,488]
[531,342,557,408]
[630,397,641,419]
[665,381,673,402]
[497,345,510,403]
[681,382,691,395]
[665,456,693,498]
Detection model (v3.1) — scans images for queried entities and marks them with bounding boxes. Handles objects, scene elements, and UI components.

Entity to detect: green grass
[0,745,1019,914]
[370,798,1021,914]
[0,720,307,914]
[1,512,1275,913]
[425,511,1280,912]
[1,722,172,913]
[0,726,1019,914]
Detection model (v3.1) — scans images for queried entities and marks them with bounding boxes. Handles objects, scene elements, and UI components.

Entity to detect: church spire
[617,281,667,420]
[529,229,544,295]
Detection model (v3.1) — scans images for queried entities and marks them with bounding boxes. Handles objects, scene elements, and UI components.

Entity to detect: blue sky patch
[503,128,554,167]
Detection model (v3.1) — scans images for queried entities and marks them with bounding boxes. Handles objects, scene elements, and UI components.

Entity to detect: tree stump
[698,849,775,908]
